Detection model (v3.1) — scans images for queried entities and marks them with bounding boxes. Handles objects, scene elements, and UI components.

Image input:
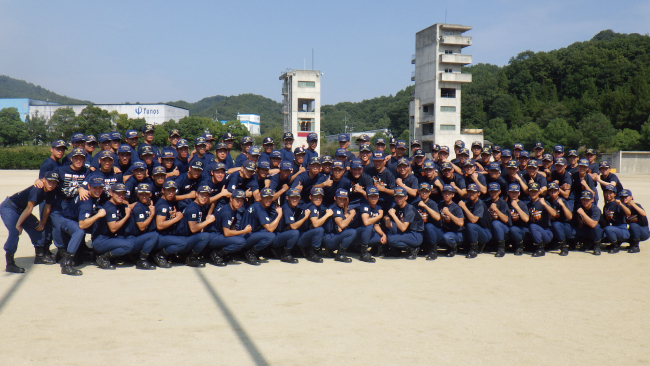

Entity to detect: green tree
[543,118,580,148]
[223,120,250,147]
[25,111,50,145]
[638,117,650,149]
[611,128,641,151]
[49,107,77,140]
[483,117,509,146]
[578,112,616,151]
[76,105,113,138]
[0,107,29,146]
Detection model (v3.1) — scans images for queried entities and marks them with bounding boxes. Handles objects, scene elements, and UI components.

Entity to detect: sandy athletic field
[0,170,649,365]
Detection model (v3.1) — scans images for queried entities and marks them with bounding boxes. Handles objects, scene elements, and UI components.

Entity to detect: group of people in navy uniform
[1,124,647,275]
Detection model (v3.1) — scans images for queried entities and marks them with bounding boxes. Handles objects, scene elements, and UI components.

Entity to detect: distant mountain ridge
[0,75,90,104]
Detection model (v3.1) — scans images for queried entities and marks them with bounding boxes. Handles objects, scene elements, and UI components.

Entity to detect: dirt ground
[0,170,648,365]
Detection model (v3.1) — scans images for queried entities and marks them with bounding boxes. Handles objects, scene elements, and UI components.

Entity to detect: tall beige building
[409,23,483,152]
[280,69,322,154]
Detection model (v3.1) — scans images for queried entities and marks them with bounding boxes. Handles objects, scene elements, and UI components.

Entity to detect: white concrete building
[279,69,322,154]
[236,114,261,135]
[409,23,483,153]
[28,103,188,125]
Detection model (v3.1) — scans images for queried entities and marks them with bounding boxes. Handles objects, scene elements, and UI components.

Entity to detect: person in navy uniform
[173,139,191,174]
[413,183,442,260]
[320,156,333,176]
[324,188,357,262]
[336,134,356,162]
[410,148,425,177]
[500,149,513,172]
[384,187,424,259]
[167,129,181,158]
[566,150,580,174]
[366,150,396,210]
[292,157,324,204]
[552,145,565,161]
[458,183,492,258]
[525,182,554,257]
[40,140,67,178]
[281,188,323,263]
[239,187,282,265]
[207,189,251,266]
[174,184,215,267]
[259,137,274,163]
[268,150,282,173]
[139,124,160,159]
[290,147,307,181]
[84,135,97,158]
[438,185,465,257]
[486,182,511,257]
[573,191,603,255]
[189,137,209,168]
[210,142,237,175]
[358,144,373,172]
[346,159,373,211]
[92,183,136,270]
[596,161,623,194]
[512,143,524,160]
[279,132,295,162]
[116,144,136,180]
[355,187,384,263]
[462,160,487,196]
[305,187,335,257]
[572,159,597,208]
[620,189,647,253]
[202,162,231,210]
[268,189,304,264]
[221,132,236,168]
[439,162,467,201]
[601,184,631,254]
[1,172,59,273]
[226,160,258,202]
[124,161,153,204]
[545,182,574,256]
[304,133,319,168]
[234,136,254,168]
[268,161,293,205]
[386,140,408,177]
[316,161,351,207]
[417,159,444,202]
[174,159,205,210]
[532,141,545,161]
[522,160,548,200]
[485,162,508,201]
[395,158,420,203]
[126,183,159,269]
[154,180,211,268]
[61,133,90,167]
[506,183,530,256]
[201,133,216,163]
[470,141,482,161]
[476,147,492,173]
[124,129,142,159]
[550,157,572,202]
[159,149,179,178]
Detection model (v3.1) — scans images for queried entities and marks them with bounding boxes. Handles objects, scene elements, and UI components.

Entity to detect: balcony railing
[411,54,416,64]
[439,35,472,47]
[440,72,472,83]
[411,71,416,81]
[440,54,472,65]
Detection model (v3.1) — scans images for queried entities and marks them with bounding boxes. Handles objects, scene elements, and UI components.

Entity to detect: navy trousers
[629,223,650,241]
[93,235,135,257]
[1,198,44,253]
[528,224,553,246]
[322,229,356,250]
[551,221,574,242]
[356,225,382,246]
[244,231,275,251]
[54,215,87,254]
[603,224,630,243]
[464,223,492,245]
[296,227,324,248]
[272,230,299,249]
[158,232,211,254]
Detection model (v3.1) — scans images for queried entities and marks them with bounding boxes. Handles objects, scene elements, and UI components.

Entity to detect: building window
[423,123,434,135]
[445,50,453,54]
[440,106,456,112]
[298,81,315,88]
[440,124,456,130]
[444,68,453,73]
[422,105,428,113]
[299,118,314,132]
[298,98,315,112]
[422,103,434,115]
[441,88,456,98]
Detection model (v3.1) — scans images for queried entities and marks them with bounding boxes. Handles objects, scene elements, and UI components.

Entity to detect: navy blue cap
[176,139,189,148]
[501,149,512,157]
[335,148,347,157]
[534,141,544,149]
[528,182,540,191]
[394,187,407,197]
[98,133,111,142]
[125,129,139,139]
[462,159,475,167]
[118,144,132,153]
[159,149,174,159]
[136,183,152,193]
[350,159,363,169]
[419,182,431,191]
[280,161,293,171]
[554,145,564,153]
[471,141,482,148]
[257,160,270,169]
[222,132,235,141]
[197,185,212,194]
[294,147,306,155]
[71,133,85,142]
[542,154,553,161]
[527,159,539,168]
[513,143,524,150]
[423,159,435,170]
[308,157,321,165]
[454,140,465,148]
[585,148,596,155]
[508,183,520,192]
[71,147,85,157]
[332,161,345,169]
[578,158,590,167]
[458,148,470,156]
[375,138,386,145]
[240,136,253,144]
[567,149,578,157]
[307,132,318,141]
[372,151,385,160]
[467,183,479,192]
[488,182,500,192]
[88,176,105,187]
[260,188,275,197]
[359,144,372,152]
[519,151,530,158]
[337,133,350,142]
[442,184,455,193]
[110,131,121,140]
[270,150,282,158]
[85,135,97,143]
[139,145,154,156]
[396,140,407,149]
[215,142,227,150]
[232,189,246,199]
[320,155,333,164]
[619,189,631,197]
[547,182,559,190]
[506,160,518,168]
[599,161,610,168]
[310,187,324,195]
[152,166,166,175]
[262,137,274,145]
[169,129,181,137]
[397,158,410,166]
[389,138,397,145]
[441,162,453,171]
[431,144,440,152]
[488,162,501,171]
[243,160,256,171]
[202,133,215,141]
[286,188,301,197]
[142,124,154,133]
[335,188,349,198]
[411,139,421,146]
[555,157,567,166]
[481,147,492,155]
[98,150,114,160]
[581,191,593,200]
[414,148,425,157]
[51,139,67,148]
[604,184,616,192]
[194,137,207,146]
[283,132,294,140]
[492,145,502,152]
[367,186,380,195]
[212,162,226,171]
[111,183,127,192]
[247,146,261,156]
[190,160,204,170]
[356,134,370,142]
[163,180,177,189]
[44,171,60,181]
[131,161,146,170]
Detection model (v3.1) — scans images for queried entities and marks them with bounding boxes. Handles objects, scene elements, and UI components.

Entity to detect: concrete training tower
[280,69,322,154]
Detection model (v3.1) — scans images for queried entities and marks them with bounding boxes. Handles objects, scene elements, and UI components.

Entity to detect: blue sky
[1,0,648,106]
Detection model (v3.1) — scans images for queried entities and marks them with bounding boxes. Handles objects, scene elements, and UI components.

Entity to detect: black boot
[43,245,55,263]
[136,252,156,270]
[359,245,376,263]
[495,241,505,257]
[466,243,478,258]
[426,243,438,260]
[96,252,115,270]
[270,248,281,260]
[185,251,205,267]
[244,248,260,265]
[55,248,65,265]
[334,246,352,263]
[445,246,457,257]
[592,241,601,256]
[61,251,82,276]
[405,246,419,260]
[514,242,524,256]
[34,246,55,264]
[154,249,172,268]
[628,240,640,253]
[559,241,569,256]
[306,247,323,263]
[5,252,25,273]
[607,241,620,254]
[280,248,298,263]
[209,249,228,266]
